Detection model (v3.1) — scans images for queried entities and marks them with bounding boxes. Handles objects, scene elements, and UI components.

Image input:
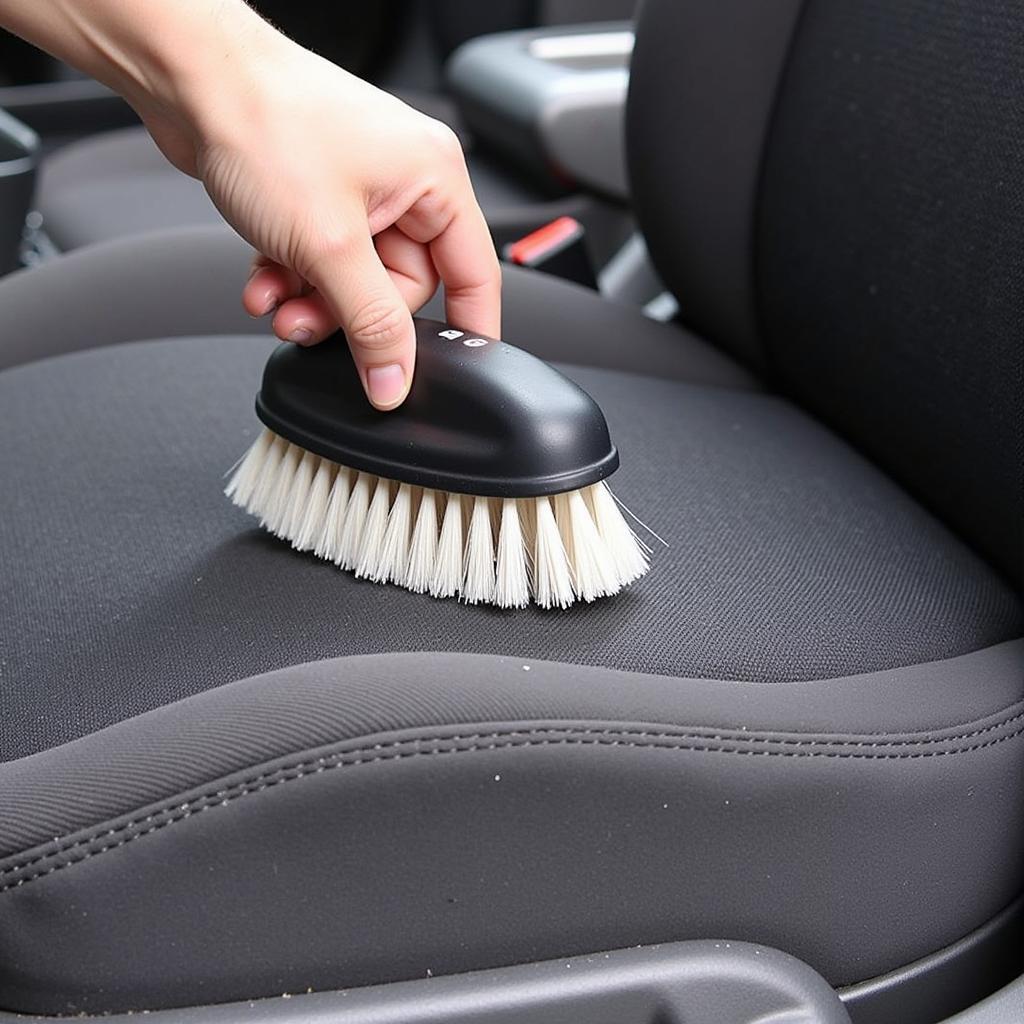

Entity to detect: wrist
[149,2,293,145]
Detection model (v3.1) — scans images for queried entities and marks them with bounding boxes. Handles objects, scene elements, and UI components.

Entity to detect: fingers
[270,227,440,346]
[432,205,501,338]
[242,257,303,318]
[239,124,499,416]
[374,225,440,311]
[302,228,416,411]
[397,177,501,338]
[271,292,334,344]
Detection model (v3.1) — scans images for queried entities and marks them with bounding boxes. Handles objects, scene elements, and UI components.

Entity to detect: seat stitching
[2,716,1023,895]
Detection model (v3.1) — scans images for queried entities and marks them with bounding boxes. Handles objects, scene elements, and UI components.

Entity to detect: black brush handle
[255,317,619,498]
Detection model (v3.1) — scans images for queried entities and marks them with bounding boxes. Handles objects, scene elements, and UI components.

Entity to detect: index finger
[397,182,501,337]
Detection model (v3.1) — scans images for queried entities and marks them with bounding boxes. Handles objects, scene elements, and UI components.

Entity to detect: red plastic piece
[507,216,582,265]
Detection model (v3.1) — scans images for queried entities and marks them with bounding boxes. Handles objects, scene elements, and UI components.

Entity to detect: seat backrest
[628,0,1023,587]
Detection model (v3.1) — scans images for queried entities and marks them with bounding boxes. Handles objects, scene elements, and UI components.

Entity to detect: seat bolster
[0,224,757,389]
[1,646,1021,1015]
[0,226,256,371]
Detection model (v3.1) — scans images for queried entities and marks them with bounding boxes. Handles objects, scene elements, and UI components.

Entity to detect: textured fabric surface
[1,336,1020,760]
[0,227,753,387]
[0,226,256,370]
[757,0,1024,587]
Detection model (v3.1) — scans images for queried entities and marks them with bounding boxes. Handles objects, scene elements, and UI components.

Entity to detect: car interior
[0,1,1021,1022]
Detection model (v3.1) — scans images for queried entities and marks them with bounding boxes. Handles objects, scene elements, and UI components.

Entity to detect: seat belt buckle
[503,216,596,289]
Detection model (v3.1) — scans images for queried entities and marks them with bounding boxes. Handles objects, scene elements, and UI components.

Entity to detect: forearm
[0,0,283,156]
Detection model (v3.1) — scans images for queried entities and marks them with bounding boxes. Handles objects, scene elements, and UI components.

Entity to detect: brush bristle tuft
[406,488,439,593]
[495,498,530,609]
[226,430,652,608]
[431,491,464,598]
[462,496,496,604]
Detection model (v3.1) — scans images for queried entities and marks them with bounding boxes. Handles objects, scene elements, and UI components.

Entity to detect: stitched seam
[3,719,1023,894]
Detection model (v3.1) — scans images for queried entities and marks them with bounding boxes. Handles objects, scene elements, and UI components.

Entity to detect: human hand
[0,0,501,409]
[194,40,500,410]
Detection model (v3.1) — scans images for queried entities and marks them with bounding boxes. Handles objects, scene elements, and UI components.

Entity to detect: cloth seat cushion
[1,312,1021,1011]
[2,334,1019,759]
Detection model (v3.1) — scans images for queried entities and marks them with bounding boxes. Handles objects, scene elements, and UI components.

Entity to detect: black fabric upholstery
[0,225,753,388]
[1,649,1021,1013]
[626,0,804,367]
[541,0,637,23]
[756,0,1024,589]
[1,335,1019,761]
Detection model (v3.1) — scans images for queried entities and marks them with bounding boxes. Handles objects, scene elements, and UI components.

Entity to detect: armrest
[446,22,632,200]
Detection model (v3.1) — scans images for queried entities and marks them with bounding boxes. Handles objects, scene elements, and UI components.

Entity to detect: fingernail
[288,327,312,343]
[366,364,407,409]
[251,295,277,318]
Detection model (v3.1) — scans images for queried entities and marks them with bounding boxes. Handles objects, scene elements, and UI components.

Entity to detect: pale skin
[0,0,502,409]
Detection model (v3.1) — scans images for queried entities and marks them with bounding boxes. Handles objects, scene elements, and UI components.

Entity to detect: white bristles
[462,496,496,604]
[314,467,351,562]
[406,488,439,592]
[264,443,301,536]
[225,429,653,608]
[355,477,392,580]
[249,433,288,514]
[533,496,575,609]
[495,498,530,608]
[564,489,618,601]
[553,492,577,591]
[430,491,464,598]
[293,457,334,552]
[586,481,650,584]
[283,450,318,542]
[377,483,413,584]
[337,472,371,569]
[225,428,273,507]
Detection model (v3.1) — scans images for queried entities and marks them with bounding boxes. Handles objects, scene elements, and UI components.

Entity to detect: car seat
[0,0,1021,1020]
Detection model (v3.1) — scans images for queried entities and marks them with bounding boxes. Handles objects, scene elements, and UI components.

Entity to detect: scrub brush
[226,318,650,609]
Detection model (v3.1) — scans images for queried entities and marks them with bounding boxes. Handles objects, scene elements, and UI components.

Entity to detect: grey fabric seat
[3,334,1019,753]
[1,328,1021,1017]
[1,0,1022,1020]
[0,224,747,387]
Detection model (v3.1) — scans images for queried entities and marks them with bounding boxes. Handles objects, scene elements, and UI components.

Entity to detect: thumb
[305,229,415,411]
